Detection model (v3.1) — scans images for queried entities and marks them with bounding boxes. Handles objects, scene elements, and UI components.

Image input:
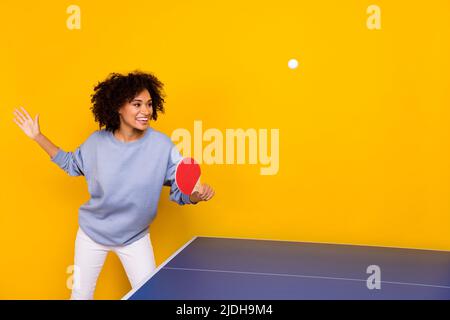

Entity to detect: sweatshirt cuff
[51,148,64,165]
[182,193,195,205]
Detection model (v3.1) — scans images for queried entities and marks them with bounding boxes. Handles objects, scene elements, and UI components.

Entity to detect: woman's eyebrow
[132,99,152,103]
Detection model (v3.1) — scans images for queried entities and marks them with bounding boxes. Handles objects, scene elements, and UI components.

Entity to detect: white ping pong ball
[288,59,299,69]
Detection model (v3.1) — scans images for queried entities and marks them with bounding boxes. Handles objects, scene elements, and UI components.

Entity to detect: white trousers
[70,227,156,300]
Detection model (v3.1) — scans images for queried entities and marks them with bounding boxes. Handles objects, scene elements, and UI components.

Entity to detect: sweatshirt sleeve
[50,146,86,177]
[163,145,194,205]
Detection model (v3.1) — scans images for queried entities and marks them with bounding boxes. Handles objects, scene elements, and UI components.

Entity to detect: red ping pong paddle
[175,157,201,195]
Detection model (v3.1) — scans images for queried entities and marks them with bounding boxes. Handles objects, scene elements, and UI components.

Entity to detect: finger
[201,187,212,200]
[203,188,214,201]
[13,112,24,125]
[20,106,32,121]
[203,191,212,201]
[205,190,215,201]
[14,108,26,120]
[13,117,24,129]
[202,186,212,196]
[206,188,215,199]
[14,109,27,123]
[197,191,207,201]
[198,184,207,195]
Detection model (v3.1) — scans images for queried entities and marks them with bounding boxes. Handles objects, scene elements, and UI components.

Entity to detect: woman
[13,71,215,299]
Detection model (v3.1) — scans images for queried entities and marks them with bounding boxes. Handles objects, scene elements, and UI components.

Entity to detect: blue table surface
[124,237,450,300]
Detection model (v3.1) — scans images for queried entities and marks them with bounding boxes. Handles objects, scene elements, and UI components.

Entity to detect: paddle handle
[192,177,201,194]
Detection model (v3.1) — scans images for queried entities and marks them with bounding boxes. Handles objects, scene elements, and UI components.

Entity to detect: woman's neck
[113,126,146,143]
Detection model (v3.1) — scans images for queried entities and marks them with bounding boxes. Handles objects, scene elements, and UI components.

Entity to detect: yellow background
[1,0,450,299]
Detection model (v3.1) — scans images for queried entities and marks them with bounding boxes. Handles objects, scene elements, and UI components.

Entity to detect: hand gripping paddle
[175,157,201,195]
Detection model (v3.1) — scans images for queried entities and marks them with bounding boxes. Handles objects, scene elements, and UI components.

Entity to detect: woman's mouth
[136,117,148,125]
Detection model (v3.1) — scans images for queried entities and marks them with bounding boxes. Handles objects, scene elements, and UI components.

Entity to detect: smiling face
[118,89,153,132]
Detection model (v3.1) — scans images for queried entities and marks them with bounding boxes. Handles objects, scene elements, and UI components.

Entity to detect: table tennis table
[123,236,450,300]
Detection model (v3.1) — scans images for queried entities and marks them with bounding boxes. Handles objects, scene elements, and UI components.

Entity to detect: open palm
[13,106,40,139]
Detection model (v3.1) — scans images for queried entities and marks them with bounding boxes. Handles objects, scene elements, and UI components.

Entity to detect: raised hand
[13,106,41,140]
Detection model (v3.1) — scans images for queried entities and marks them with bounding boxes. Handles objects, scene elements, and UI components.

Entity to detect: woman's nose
[141,105,152,114]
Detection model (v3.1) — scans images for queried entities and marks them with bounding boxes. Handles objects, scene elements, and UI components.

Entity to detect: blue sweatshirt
[50,127,193,246]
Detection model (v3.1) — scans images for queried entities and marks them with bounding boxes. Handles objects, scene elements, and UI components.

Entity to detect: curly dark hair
[90,70,166,132]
